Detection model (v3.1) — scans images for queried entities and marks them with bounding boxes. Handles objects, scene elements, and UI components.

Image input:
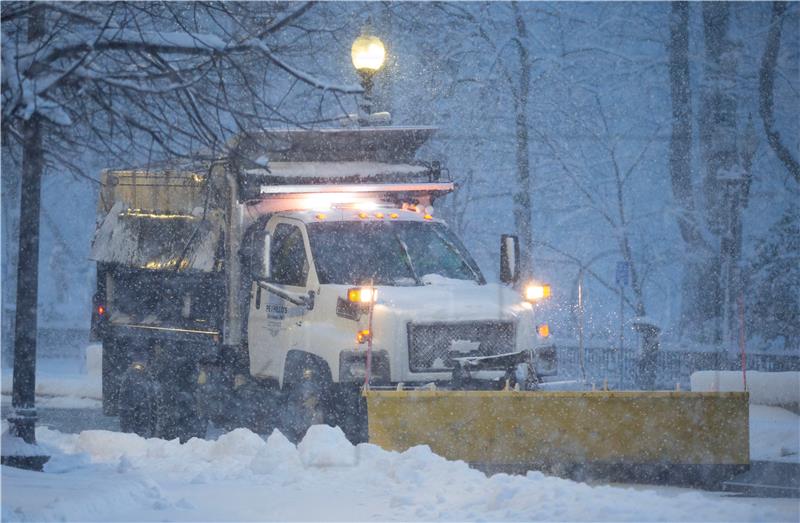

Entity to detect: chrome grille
[407,321,516,372]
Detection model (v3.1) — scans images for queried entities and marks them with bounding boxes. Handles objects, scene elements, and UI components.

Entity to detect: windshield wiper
[394,234,422,285]
[432,227,483,283]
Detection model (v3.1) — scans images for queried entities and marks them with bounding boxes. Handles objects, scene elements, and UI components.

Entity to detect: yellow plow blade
[366,390,749,473]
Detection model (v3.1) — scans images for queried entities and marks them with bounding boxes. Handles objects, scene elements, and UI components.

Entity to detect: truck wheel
[176,391,208,442]
[236,379,280,435]
[281,377,330,443]
[333,384,368,444]
[118,367,156,438]
[156,387,208,443]
[102,339,126,416]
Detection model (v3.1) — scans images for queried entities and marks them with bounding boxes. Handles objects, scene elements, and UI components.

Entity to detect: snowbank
[1,355,101,402]
[0,372,101,401]
[2,425,798,522]
[750,405,800,462]
[690,371,799,408]
[1,425,47,457]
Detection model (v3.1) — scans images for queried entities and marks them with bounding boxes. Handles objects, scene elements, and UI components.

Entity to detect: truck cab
[248,205,552,389]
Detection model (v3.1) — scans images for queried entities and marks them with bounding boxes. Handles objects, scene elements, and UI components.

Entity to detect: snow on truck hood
[372,276,531,323]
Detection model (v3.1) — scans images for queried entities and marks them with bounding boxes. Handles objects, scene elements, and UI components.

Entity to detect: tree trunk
[512,2,533,280]
[9,8,45,446]
[668,2,701,249]
[668,2,715,343]
[680,2,742,347]
[1,151,21,366]
[759,1,799,183]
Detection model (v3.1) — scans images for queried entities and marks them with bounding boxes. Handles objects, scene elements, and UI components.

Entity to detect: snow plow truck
[90,126,749,484]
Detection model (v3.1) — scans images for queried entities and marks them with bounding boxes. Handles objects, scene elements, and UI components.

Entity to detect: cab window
[270,223,309,286]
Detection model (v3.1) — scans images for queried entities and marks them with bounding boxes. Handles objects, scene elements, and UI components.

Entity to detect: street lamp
[351,31,385,116]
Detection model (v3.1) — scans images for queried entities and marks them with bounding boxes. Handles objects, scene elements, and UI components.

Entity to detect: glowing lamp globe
[351,35,386,73]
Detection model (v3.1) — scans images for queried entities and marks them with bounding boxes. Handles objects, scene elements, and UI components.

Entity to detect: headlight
[524,283,551,302]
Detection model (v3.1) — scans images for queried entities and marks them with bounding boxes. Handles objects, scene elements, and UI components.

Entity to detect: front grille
[407,321,516,372]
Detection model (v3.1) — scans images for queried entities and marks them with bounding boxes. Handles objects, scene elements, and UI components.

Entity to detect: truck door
[248,219,315,381]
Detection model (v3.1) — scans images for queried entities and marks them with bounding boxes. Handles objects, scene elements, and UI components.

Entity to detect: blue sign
[616,261,630,287]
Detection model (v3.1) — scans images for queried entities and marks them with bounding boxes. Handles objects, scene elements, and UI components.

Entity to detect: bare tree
[535,93,665,321]
[2,2,360,170]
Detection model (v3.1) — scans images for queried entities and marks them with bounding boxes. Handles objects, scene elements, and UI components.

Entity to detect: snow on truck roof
[232,126,437,163]
[244,160,451,194]
[100,126,447,210]
[234,127,450,199]
[246,161,428,182]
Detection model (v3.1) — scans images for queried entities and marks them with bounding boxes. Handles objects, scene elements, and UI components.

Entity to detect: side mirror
[252,231,271,281]
[500,234,520,284]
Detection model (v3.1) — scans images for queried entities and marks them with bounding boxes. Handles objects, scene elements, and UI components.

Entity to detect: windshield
[306,221,484,286]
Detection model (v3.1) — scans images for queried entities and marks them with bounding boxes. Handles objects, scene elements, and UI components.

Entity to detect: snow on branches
[1,2,361,171]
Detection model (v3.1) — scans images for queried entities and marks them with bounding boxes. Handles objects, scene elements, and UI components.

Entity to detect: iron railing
[557,345,800,389]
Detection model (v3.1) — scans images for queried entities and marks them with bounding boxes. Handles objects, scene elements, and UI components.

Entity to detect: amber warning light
[357,329,371,344]
[348,287,377,304]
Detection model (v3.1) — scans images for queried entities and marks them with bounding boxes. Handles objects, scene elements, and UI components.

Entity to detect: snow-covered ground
[2,358,799,521]
[3,423,799,522]
[1,357,101,405]
[691,371,800,408]
[4,359,798,462]
[750,405,800,462]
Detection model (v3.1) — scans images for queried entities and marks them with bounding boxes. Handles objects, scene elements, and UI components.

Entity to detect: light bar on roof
[259,182,454,196]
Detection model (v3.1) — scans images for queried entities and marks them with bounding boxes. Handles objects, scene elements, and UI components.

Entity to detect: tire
[102,339,126,416]
[156,382,207,443]
[332,384,368,444]
[118,367,156,438]
[235,379,280,435]
[280,377,330,443]
[175,391,208,442]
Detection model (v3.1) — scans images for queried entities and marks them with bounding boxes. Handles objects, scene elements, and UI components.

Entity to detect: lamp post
[351,31,386,118]
[2,5,50,471]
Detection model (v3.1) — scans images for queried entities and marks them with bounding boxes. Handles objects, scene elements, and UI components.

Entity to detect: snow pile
[3,425,798,522]
[250,430,303,476]
[749,405,800,462]
[691,371,800,407]
[298,425,357,467]
[1,423,48,457]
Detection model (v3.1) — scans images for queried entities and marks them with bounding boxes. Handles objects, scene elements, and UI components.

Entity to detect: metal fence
[557,345,800,390]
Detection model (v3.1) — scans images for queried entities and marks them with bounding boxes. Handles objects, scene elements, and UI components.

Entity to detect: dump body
[366,389,749,481]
